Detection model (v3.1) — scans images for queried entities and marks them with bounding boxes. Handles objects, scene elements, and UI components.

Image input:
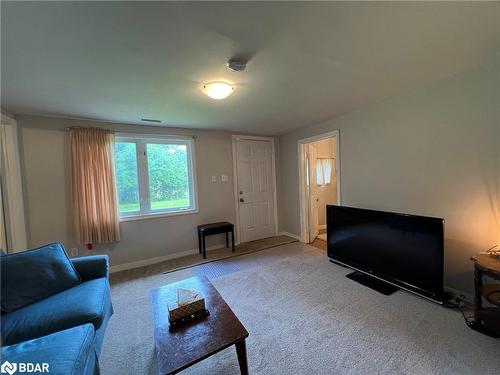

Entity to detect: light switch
[211,175,217,183]
[221,174,229,182]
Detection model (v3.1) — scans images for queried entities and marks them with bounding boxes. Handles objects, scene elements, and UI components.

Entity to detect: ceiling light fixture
[202,81,233,100]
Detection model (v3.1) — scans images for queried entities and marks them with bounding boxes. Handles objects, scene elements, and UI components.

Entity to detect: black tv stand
[346,271,400,295]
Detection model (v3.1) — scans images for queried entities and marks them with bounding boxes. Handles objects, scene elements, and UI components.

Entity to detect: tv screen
[327,205,444,302]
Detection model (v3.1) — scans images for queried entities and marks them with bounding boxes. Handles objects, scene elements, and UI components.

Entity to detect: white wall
[18,115,277,269]
[278,60,500,294]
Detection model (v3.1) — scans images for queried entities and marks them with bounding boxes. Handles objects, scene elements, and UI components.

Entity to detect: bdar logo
[1,361,17,375]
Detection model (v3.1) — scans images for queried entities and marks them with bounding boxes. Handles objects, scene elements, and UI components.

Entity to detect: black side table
[469,253,500,337]
[197,222,235,259]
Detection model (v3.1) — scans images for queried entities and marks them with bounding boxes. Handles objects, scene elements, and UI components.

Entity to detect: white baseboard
[109,244,225,273]
[278,231,301,241]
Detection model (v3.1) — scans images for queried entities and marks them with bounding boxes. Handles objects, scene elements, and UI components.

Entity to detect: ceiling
[1,2,499,135]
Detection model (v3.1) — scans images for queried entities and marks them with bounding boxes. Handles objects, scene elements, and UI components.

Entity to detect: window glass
[114,142,140,213]
[146,143,190,211]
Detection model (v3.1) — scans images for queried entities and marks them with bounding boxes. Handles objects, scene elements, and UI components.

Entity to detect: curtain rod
[64,127,196,139]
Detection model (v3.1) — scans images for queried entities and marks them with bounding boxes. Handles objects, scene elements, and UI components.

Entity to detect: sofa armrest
[71,255,109,281]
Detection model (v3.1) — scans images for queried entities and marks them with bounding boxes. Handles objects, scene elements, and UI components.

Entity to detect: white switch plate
[211,175,217,183]
[221,174,229,182]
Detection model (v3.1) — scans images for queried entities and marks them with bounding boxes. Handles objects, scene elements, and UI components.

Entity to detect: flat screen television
[327,205,444,303]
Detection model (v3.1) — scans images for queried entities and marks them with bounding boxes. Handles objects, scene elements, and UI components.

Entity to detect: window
[316,158,333,186]
[114,135,197,219]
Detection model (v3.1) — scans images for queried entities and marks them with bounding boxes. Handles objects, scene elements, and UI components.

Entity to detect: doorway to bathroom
[298,131,340,249]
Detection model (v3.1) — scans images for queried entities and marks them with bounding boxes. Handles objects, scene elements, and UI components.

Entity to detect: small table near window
[471,253,500,335]
[197,222,235,259]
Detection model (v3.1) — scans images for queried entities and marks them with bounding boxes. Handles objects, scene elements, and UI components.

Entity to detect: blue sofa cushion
[1,324,96,375]
[72,255,110,281]
[1,242,81,312]
[1,278,110,346]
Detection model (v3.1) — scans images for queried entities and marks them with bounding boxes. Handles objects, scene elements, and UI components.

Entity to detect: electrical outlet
[211,175,217,183]
[221,174,229,182]
[70,248,79,257]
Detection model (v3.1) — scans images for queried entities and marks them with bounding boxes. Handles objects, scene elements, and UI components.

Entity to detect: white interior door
[308,144,319,242]
[235,139,275,243]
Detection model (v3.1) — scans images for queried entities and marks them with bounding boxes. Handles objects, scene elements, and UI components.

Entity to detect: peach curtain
[70,128,120,244]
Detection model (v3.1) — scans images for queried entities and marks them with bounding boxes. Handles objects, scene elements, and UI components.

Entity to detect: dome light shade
[202,82,233,100]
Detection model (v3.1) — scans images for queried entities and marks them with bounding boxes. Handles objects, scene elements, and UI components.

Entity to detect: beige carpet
[100,242,500,375]
[110,235,297,284]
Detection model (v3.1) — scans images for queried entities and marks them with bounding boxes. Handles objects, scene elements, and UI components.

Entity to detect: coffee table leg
[235,339,248,375]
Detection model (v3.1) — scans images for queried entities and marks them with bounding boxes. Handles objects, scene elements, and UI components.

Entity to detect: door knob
[239,198,244,202]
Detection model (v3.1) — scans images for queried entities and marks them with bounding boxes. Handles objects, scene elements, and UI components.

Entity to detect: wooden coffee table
[151,276,249,374]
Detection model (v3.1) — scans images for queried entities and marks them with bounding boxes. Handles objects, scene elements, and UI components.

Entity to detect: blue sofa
[1,245,113,375]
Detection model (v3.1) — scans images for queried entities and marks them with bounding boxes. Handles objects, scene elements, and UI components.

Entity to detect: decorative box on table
[168,289,209,328]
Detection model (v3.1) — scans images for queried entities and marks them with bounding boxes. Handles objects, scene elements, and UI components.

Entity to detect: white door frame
[232,135,278,244]
[298,130,341,243]
[0,114,28,252]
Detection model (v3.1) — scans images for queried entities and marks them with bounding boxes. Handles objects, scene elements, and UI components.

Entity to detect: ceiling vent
[227,57,247,72]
